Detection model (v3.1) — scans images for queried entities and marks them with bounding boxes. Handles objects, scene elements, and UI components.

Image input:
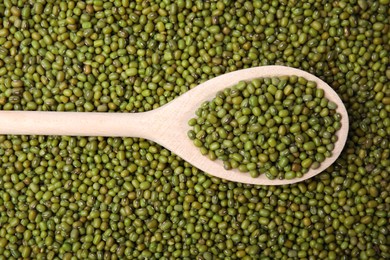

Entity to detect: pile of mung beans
[0,0,389,259]
[188,76,342,180]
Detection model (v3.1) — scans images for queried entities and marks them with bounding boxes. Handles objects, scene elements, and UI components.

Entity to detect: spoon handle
[0,110,158,138]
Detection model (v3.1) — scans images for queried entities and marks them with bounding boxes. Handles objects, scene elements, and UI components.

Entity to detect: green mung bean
[0,0,389,259]
[188,77,341,180]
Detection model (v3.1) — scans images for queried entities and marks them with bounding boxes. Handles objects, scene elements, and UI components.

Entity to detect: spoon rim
[154,65,349,186]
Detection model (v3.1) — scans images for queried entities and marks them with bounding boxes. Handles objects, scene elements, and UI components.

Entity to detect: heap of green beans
[188,76,341,180]
[0,0,389,259]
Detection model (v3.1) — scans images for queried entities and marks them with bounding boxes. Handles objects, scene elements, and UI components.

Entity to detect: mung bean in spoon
[0,66,349,185]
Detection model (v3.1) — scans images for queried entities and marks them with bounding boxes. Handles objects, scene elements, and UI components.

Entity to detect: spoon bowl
[0,66,349,185]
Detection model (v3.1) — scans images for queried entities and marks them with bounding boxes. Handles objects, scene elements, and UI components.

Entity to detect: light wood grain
[0,66,349,185]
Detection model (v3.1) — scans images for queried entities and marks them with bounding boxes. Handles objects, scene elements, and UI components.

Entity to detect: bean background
[0,0,389,259]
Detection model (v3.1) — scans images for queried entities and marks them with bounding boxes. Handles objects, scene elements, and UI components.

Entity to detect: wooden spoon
[0,66,349,185]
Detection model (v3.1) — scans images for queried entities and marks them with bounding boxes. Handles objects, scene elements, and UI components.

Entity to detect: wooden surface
[0,66,349,185]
